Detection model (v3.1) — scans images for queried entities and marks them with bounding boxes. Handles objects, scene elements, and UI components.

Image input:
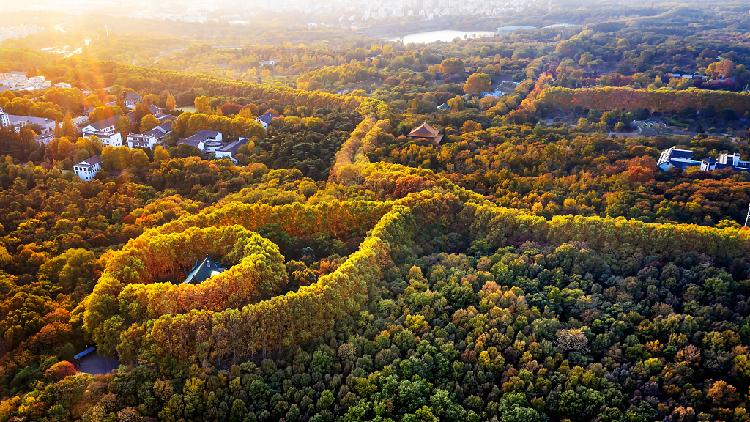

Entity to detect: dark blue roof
[74,346,96,360]
[217,138,248,154]
[669,149,693,159]
[124,92,141,101]
[258,112,275,125]
[670,160,701,170]
[77,352,119,374]
[183,257,226,284]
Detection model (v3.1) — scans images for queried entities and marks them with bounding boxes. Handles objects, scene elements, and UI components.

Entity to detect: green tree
[464,73,491,96]
[38,248,99,297]
[194,96,213,114]
[440,58,465,75]
[139,114,160,133]
[153,145,171,162]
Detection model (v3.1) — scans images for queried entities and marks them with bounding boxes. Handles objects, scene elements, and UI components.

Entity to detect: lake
[496,25,536,32]
[392,30,495,44]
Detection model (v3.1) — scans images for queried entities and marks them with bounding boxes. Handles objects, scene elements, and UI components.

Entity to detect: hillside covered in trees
[2,1,750,421]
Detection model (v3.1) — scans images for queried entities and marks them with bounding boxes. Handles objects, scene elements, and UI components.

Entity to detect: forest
[2,2,750,421]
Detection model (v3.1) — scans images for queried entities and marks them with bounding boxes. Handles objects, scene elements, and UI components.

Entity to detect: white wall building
[91,131,123,147]
[126,133,158,149]
[178,130,222,151]
[82,117,116,136]
[0,72,52,91]
[0,108,9,128]
[0,107,56,144]
[214,138,248,162]
[73,156,102,181]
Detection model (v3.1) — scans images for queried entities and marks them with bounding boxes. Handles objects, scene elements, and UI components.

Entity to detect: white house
[126,133,158,149]
[35,134,54,145]
[0,107,57,144]
[73,156,102,181]
[124,92,142,110]
[143,121,172,144]
[657,147,701,171]
[700,152,750,172]
[0,107,10,128]
[6,115,56,135]
[257,112,276,130]
[72,115,89,127]
[657,147,750,173]
[82,117,116,136]
[127,120,173,149]
[90,131,123,147]
[0,72,52,91]
[214,138,248,162]
[0,72,27,90]
[0,107,55,134]
[178,130,222,151]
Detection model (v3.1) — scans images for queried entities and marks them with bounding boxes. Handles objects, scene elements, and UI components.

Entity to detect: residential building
[701,152,750,172]
[0,107,55,134]
[157,113,175,123]
[127,121,173,149]
[73,156,102,181]
[0,72,52,91]
[666,73,706,81]
[123,92,142,110]
[0,107,10,128]
[35,134,54,145]
[126,133,158,149]
[147,121,173,141]
[126,105,172,126]
[214,137,248,162]
[257,111,277,130]
[73,346,119,375]
[407,122,443,145]
[7,114,56,135]
[0,107,57,143]
[91,131,123,147]
[183,257,226,284]
[147,104,175,122]
[82,117,116,136]
[633,119,669,136]
[178,130,223,151]
[658,147,750,172]
[0,72,26,90]
[72,115,89,127]
[657,147,702,171]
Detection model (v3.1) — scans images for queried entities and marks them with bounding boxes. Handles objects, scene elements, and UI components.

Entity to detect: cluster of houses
[72,108,270,181]
[665,72,743,90]
[2,86,274,181]
[167,111,277,165]
[176,130,249,162]
[0,72,70,92]
[657,147,750,172]
[73,102,177,180]
[0,107,57,144]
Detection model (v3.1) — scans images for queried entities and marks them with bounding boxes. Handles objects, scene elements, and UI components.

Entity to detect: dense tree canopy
[3,4,750,420]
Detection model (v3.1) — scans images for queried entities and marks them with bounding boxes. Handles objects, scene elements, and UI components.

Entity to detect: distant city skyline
[3,0,551,21]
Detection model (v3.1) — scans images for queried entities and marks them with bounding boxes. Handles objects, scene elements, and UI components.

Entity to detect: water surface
[392,30,495,44]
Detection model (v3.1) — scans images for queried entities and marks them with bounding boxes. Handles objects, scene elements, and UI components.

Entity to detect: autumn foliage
[537,86,750,113]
